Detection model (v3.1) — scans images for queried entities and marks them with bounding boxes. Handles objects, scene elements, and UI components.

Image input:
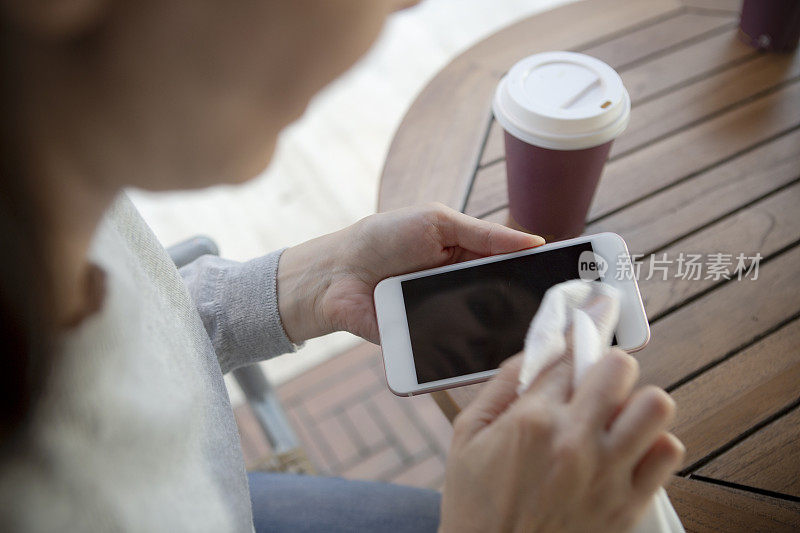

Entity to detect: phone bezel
[373,232,650,396]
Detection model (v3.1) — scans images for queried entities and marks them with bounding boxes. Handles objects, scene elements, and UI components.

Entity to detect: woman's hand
[276,202,544,344]
[439,350,685,533]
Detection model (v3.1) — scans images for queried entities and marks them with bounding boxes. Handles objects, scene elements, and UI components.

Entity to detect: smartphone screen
[401,242,597,384]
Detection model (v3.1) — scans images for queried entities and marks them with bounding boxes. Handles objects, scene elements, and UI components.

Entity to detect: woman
[0,1,684,531]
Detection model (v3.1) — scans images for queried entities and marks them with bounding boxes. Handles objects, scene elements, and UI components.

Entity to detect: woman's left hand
[277,202,544,344]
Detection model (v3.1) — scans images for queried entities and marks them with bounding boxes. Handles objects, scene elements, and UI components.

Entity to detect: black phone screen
[401,242,594,384]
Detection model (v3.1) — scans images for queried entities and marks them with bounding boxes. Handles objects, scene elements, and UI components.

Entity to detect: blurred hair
[0,21,57,450]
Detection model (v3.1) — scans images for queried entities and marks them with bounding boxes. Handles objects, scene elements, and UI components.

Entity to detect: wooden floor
[234,342,453,490]
[377,0,800,530]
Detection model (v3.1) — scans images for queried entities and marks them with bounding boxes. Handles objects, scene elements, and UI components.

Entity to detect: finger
[632,432,685,496]
[571,349,639,432]
[608,386,676,464]
[433,205,545,257]
[455,354,523,439]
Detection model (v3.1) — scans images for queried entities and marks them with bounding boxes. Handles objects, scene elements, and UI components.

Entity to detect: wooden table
[377,0,800,530]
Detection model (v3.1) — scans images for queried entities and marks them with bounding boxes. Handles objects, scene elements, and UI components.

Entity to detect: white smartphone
[374,232,649,396]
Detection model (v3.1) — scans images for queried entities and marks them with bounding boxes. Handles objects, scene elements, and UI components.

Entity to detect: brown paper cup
[493,52,630,243]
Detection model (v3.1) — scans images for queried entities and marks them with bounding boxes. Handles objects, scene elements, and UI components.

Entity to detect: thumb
[437,209,545,256]
[455,354,523,439]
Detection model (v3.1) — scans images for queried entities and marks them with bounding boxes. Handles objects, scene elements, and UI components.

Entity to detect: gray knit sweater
[0,194,298,531]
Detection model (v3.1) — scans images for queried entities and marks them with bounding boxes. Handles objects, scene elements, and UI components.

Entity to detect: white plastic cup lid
[493,51,631,150]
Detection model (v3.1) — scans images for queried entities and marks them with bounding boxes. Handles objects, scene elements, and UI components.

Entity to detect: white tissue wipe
[517,280,619,394]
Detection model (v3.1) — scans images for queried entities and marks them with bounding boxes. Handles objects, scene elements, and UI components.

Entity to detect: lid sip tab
[493,51,631,151]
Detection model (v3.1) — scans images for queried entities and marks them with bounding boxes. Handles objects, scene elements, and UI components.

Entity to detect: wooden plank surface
[591,80,800,220]
[612,47,800,158]
[586,128,800,256]
[462,0,682,75]
[666,476,800,533]
[636,180,800,320]
[619,27,753,105]
[639,245,800,390]
[669,318,800,469]
[696,407,800,499]
[580,10,736,70]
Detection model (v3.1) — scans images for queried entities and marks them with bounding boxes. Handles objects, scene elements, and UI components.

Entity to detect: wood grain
[590,80,800,220]
[638,244,800,390]
[637,180,800,319]
[581,10,736,71]
[612,47,800,158]
[620,27,754,104]
[696,407,800,498]
[457,0,683,76]
[666,476,800,532]
[669,318,800,469]
[586,128,800,256]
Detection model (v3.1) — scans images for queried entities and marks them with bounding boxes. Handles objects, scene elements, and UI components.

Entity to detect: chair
[167,236,315,474]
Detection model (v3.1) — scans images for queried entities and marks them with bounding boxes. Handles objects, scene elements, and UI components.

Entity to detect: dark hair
[0,22,57,448]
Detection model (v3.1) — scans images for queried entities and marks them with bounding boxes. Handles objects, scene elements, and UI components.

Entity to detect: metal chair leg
[233,366,316,474]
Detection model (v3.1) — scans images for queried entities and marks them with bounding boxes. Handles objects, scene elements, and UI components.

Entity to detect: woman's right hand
[439,349,684,533]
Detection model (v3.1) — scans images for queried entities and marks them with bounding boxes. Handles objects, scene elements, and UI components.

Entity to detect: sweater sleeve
[179,248,299,373]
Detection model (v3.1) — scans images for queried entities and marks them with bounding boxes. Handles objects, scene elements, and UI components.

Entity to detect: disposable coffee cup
[493,51,630,242]
[738,0,800,52]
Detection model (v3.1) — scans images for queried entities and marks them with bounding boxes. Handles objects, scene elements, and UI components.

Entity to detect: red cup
[493,52,630,242]
[504,133,613,242]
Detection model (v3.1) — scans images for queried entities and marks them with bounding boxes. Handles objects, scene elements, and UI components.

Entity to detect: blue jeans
[248,472,441,532]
